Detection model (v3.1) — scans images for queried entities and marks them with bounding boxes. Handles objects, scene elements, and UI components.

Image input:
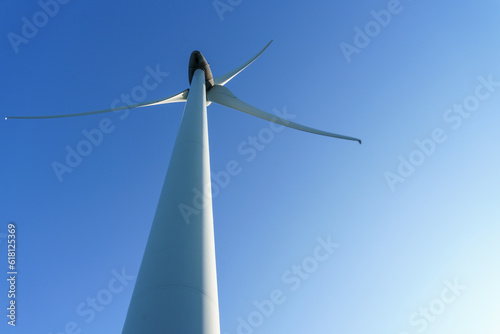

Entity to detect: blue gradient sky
[1,0,500,333]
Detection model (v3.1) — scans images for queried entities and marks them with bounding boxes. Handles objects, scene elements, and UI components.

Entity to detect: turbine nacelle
[188,51,214,90]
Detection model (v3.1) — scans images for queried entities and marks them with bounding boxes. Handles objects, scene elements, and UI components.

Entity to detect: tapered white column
[122,69,220,333]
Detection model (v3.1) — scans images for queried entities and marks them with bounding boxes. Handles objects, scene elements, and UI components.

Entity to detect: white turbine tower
[6,41,361,333]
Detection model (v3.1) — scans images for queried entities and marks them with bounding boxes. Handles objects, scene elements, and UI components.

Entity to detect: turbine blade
[207,85,362,144]
[213,40,273,86]
[5,89,189,120]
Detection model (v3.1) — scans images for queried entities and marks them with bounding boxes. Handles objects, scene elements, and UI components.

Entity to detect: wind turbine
[6,41,361,333]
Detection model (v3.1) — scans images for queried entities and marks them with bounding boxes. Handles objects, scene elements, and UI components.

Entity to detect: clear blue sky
[1,0,500,333]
